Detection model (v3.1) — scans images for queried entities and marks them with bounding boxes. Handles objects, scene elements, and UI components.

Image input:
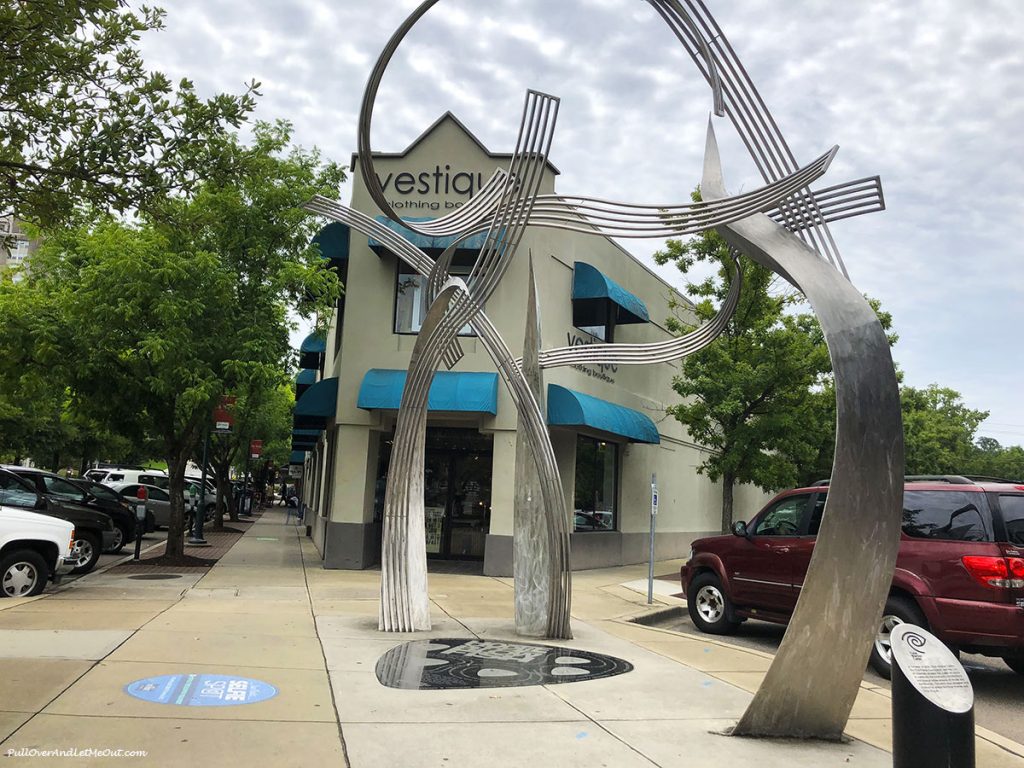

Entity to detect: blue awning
[289,451,307,464]
[572,262,650,326]
[295,369,316,399]
[547,384,660,444]
[298,332,326,369]
[357,369,498,414]
[293,376,338,430]
[291,428,320,450]
[312,222,350,265]
[368,216,491,253]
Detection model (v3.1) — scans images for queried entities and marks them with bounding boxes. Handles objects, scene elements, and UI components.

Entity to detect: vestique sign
[890,625,973,713]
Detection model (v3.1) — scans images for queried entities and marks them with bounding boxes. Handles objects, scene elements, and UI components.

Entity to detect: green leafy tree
[966,438,1024,481]
[203,377,294,529]
[901,384,988,474]
[1,0,257,224]
[3,123,343,557]
[655,226,832,532]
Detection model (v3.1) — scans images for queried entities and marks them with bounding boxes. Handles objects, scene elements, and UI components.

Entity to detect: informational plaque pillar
[891,624,975,768]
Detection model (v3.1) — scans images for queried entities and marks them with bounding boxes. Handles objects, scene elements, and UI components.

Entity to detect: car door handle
[774,547,790,554]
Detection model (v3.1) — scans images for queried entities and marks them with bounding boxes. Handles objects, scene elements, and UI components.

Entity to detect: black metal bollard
[891,624,974,768]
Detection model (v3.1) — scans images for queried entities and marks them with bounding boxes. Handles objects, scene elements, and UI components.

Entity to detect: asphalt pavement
[651,611,1024,746]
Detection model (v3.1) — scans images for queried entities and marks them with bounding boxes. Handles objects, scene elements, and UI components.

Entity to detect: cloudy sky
[140,0,1024,445]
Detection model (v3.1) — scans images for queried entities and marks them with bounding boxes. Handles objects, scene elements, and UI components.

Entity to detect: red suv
[682,476,1024,678]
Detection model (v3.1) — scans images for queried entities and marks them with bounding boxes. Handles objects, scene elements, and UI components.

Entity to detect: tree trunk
[165,453,188,559]
[721,469,736,533]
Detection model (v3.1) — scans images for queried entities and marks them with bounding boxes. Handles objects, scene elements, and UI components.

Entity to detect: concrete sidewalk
[1,509,1022,767]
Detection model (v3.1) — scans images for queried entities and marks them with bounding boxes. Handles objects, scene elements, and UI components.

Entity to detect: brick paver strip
[111,510,265,573]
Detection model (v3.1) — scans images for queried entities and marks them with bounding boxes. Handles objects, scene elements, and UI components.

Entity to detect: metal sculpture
[701,123,903,739]
[306,0,903,738]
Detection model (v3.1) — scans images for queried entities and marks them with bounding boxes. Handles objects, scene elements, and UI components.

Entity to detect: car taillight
[69,529,76,555]
[962,556,1024,588]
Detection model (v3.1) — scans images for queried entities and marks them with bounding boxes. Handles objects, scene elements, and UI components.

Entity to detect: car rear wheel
[687,572,740,635]
[1003,656,1024,675]
[869,596,928,679]
[68,531,102,575]
[104,523,130,554]
[0,549,49,598]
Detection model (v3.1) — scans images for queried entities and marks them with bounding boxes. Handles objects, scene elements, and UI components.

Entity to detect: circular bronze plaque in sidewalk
[376,638,633,690]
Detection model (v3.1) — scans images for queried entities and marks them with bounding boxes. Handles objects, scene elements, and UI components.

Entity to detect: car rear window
[998,495,1024,546]
[0,472,38,508]
[41,475,87,502]
[87,484,121,503]
[902,490,992,542]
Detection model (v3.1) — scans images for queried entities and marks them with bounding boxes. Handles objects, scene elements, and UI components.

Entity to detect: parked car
[0,468,115,574]
[682,476,1024,678]
[1,504,76,597]
[65,477,150,553]
[4,469,142,554]
[86,467,168,489]
[107,482,215,529]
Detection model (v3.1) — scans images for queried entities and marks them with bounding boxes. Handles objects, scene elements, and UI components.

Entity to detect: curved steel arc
[702,123,903,739]
[357,0,724,240]
[349,86,575,637]
[520,144,833,238]
[378,282,464,632]
[660,0,849,275]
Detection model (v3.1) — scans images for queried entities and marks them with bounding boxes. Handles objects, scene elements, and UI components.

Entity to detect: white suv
[85,468,168,489]
[0,505,75,598]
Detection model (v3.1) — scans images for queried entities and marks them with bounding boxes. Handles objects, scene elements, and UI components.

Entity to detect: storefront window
[394,253,477,336]
[573,435,617,532]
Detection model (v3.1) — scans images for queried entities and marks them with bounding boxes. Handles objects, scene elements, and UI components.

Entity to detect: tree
[3,122,343,558]
[966,437,1024,481]
[1,0,256,225]
[655,223,832,532]
[203,378,295,529]
[901,384,988,474]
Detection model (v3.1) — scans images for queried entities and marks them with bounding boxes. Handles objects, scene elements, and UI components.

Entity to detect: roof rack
[960,474,1024,485]
[811,475,976,487]
[904,475,973,484]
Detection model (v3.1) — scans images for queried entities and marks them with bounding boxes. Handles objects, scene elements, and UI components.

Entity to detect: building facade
[0,216,35,275]
[294,113,767,575]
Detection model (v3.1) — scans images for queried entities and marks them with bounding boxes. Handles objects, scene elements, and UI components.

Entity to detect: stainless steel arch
[357,0,726,241]
[702,122,903,739]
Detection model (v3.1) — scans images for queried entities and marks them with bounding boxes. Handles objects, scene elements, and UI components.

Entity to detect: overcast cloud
[140,0,1024,445]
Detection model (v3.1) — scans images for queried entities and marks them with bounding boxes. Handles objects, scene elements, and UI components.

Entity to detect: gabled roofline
[350,111,561,175]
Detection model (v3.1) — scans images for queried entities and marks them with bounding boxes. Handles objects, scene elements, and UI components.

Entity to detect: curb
[613,607,1024,761]
[51,538,169,593]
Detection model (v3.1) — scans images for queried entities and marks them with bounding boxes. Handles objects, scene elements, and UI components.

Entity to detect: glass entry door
[423,428,492,559]
[376,427,493,560]
[446,452,490,559]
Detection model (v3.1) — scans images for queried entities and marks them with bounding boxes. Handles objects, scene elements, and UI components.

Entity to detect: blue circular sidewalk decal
[125,674,278,707]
